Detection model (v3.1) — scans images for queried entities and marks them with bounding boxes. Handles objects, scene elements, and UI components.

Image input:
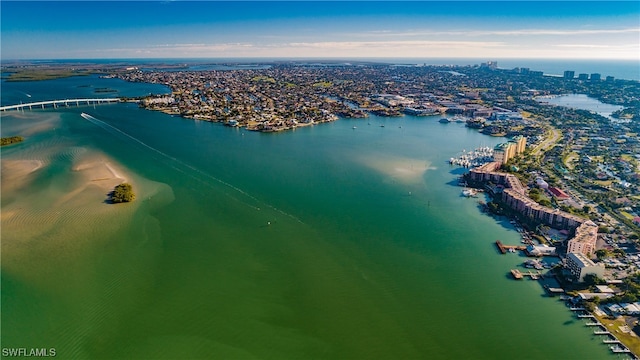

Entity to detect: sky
[1,1,639,60]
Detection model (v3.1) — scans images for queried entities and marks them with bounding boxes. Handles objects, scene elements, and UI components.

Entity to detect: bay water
[540,94,624,120]
[1,75,622,359]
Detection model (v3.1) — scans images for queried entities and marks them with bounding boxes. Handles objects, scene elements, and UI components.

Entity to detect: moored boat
[511,269,523,280]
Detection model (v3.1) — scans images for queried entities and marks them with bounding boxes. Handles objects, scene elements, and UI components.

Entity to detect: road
[531,127,562,158]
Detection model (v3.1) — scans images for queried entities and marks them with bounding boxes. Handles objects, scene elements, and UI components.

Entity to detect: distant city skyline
[1,1,639,60]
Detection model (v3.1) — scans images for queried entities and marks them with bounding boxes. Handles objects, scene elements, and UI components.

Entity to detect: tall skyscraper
[563,70,575,79]
[590,73,601,81]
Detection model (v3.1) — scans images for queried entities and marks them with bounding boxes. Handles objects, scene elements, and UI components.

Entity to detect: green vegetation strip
[6,70,91,82]
[1,136,24,146]
[620,211,635,220]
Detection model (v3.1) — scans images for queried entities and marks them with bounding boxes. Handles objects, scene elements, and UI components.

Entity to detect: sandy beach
[1,149,144,290]
[1,159,44,193]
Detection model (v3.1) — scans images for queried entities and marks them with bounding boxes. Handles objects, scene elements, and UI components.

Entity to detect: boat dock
[521,270,542,280]
[578,311,636,357]
[578,314,595,319]
[610,346,631,353]
[496,240,526,254]
[544,284,565,294]
[511,269,523,280]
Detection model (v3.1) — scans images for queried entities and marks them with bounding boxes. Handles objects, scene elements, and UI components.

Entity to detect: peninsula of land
[3,59,640,356]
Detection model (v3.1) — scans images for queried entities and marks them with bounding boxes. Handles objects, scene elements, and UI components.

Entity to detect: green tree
[539,198,552,207]
[111,183,135,203]
[584,273,606,286]
[595,249,609,260]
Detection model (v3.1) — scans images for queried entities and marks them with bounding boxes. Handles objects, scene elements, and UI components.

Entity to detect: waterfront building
[563,70,575,79]
[493,143,511,164]
[492,111,523,121]
[577,292,614,301]
[578,73,589,80]
[526,244,556,256]
[590,73,601,81]
[567,220,598,257]
[606,76,615,82]
[469,162,596,253]
[565,252,605,282]
[493,136,526,165]
[603,303,640,316]
[512,135,527,154]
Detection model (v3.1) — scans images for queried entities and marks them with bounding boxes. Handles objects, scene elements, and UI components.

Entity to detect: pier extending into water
[496,240,526,254]
[0,98,120,111]
[579,311,636,356]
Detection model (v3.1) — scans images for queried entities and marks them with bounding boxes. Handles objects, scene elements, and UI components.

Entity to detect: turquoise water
[1,76,622,359]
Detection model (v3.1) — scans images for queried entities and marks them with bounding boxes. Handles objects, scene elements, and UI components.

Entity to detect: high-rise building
[493,136,527,164]
[512,135,527,153]
[578,73,589,80]
[567,220,599,257]
[563,70,575,79]
[590,73,601,81]
[480,61,498,70]
[565,252,604,282]
[606,76,615,82]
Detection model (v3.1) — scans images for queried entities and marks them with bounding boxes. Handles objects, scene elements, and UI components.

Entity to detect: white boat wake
[80,112,304,224]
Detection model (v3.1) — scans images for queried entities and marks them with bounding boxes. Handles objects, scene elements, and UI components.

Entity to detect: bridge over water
[0,98,121,111]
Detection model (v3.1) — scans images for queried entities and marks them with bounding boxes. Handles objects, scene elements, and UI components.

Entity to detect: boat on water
[439,118,450,123]
[462,188,478,197]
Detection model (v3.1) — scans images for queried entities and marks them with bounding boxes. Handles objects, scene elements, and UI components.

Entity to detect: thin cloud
[356,28,640,37]
[552,43,640,49]
[286,40,507,49]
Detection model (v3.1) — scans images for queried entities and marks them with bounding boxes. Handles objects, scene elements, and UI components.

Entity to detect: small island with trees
[1,136,24,146]
[110,183,135,203]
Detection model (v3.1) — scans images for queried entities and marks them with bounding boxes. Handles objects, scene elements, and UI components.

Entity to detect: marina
[449,146,494,168]
[575,309,635,356]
